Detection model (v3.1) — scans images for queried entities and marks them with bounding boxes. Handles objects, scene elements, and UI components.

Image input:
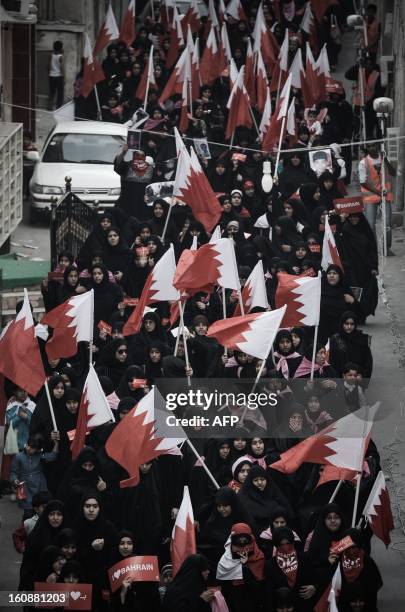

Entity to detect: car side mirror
[25,151,40,162]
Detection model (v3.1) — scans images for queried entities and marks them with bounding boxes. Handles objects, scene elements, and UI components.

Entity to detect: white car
[29,121,127,222]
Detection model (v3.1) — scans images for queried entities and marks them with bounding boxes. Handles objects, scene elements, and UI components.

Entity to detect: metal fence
[50,179,95,269]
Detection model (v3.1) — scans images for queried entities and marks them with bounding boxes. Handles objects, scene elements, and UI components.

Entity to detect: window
[42,133,126,164]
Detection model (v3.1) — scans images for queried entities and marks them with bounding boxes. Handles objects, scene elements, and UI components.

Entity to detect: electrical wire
[0,100,403,156]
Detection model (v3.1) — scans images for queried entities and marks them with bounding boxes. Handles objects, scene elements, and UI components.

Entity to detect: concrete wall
[391,0,405,212]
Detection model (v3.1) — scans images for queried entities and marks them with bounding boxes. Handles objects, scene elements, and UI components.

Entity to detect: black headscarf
[102,226,132,274]
[97,338,133,388]
[163,554,210,612]
[307,503,348,565]
[200,486,253,548]
[115,365,146,400]
[239,465,294,530]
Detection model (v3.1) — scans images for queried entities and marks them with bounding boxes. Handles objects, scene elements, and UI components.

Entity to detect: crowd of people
[0,1,395,611]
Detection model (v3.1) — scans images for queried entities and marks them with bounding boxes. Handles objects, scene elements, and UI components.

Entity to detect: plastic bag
[3,424,19,455]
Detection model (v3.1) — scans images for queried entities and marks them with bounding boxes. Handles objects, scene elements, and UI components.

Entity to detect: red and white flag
[315,565,341,612]
[259,87,272,139]
[229,58,239,89]
[270,404,379,474]
[270,28,289,93]
[252,2,279,70]
[301,3,318,54]
[303,42,320,107]
[286,97,297,140]
[123,246,179,336]
[207,306,287,360]
[71,365,115,460]
[262,73,292,152]
[94,2,119,56]
[316,465,357,488]
[135,45,156,102]
[205,0,219,33]
[0,289,45,396]
[218,0,227,23]
[218,23,232,77]
[362,471,394,546]
[315,43,331,101]
[225,66,253,139]
[226,0,247,22]
[183,0,201,34]
[275,271,321,327]
[173,130,222,231]
[166,6,185,69]
[200,25,218,85]
[255,49,268,113]
[171,486,197,576]
[321,215,344,271]
[290,48,306,90]
[190,36,201,100]
[244,39,256,107]
[82,34,105,98]
[119,0,136,47]
[174,238,240,296]
[160,46,190,104]
[233,261,269,317]
[42,290,94,361]
[179,78,190,133]
[105,389,185,487]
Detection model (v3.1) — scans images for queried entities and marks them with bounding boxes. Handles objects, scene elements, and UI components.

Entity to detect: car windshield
[42,132,126,164]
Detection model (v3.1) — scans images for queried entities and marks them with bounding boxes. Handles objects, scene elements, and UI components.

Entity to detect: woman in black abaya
[163,554,212,612]
[90,265,124,326]
[109,530,161,612]
[198,486,253,569]
[239,465,294,532]
[319,265,362,345]
[97,338,133,389]
[20,500,69,590]
[306,503,348,586]
[75,494,117,608]
[101,227,132,281]
[339,212,379,318]
[120,461,162,554]
[329,311,373,379]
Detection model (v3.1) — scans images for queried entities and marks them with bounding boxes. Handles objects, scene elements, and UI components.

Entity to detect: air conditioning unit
[386,127,399,162]
[0,0,37,22]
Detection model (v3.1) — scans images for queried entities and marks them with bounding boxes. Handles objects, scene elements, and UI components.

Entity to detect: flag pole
[249,106,261,138]
[275,69,283,107]
[352,473,362,527]
[44,380,58,432]
[186,438,220,489]
[229,129,235,151]
[93,82,102,121]
[89,288,94,367]
[237,291,245,316]
[310,324,319,381]
[274,115,287,176]
[161,196,175,243]
[174,299,187,356]
[221,287,228,358]
[178,300,191,387]
[143,44,154,112]
[329,478,343,503]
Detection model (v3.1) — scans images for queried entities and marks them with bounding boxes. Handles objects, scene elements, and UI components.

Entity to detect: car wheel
[30,209,38,225]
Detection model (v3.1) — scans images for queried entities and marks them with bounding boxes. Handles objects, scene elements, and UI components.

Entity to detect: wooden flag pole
[221,287,228,358]
[44,379,58,432]
[352,473,362,527]
[274,115,287,176]
[88,288,94,367]
[161,196,175,243]
[178,300,191,387]
[329,479,343,503]
[186,438,220,489]
[143,46,154,111]
[310,325,319,381]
